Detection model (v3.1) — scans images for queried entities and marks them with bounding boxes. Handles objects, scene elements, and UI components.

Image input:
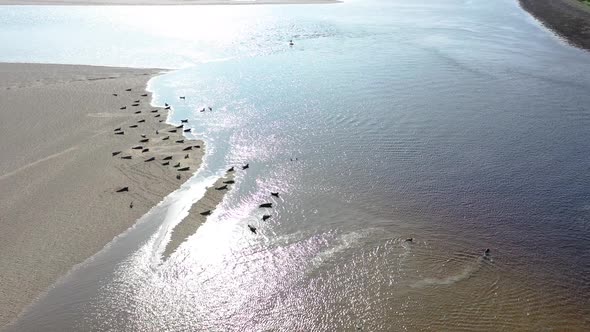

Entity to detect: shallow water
[2,0,590,330]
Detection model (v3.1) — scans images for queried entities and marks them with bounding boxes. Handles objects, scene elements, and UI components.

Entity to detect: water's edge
[3,68,218,330]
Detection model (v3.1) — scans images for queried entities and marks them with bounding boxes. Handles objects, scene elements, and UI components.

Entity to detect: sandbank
[0,62,202,328]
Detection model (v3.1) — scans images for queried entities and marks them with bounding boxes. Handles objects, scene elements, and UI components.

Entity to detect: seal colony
[0,63,279,328]
[0,63,209,328]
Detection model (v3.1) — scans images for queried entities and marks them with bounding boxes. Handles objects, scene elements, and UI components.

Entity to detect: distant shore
[0,63,204,328]
[519,0,590,51]
[0,0,338,4]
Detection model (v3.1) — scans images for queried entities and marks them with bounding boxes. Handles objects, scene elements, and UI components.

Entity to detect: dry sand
[0,63,204,328]
[0,0,337,4]
[519,0,590,51]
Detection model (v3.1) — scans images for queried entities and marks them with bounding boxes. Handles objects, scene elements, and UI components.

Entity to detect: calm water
[2,0,590,330]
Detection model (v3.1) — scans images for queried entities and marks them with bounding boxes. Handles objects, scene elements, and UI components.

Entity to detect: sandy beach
[0,63,207,328]
[519,0,590,51]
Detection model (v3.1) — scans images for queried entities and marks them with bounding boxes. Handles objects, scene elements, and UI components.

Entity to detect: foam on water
[310,228,378,267]
[411,256,490,288]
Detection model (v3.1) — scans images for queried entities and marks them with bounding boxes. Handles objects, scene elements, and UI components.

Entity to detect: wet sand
[0,63,203,328]
[519,0,590,51]
[163,172,235,258]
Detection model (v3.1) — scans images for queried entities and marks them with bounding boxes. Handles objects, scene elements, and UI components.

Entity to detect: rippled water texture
[2,0,590,330]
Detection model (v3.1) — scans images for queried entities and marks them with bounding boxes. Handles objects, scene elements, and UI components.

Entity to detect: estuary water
[2,0,590,330]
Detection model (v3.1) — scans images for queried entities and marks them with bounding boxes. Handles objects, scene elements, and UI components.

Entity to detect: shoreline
[0,62,204,328]
[518,0,590,51]
[162,171,235,258]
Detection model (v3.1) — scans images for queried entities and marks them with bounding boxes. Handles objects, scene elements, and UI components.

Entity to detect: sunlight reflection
[109,6,270,45]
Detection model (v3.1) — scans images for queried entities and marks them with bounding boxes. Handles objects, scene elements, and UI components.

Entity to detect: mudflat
[519,0,590,51]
